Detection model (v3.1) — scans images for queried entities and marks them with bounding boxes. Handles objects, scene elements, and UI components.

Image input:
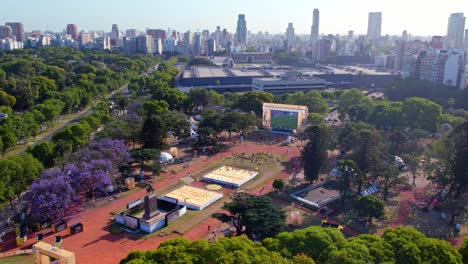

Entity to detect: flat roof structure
[202,166,258,188]
[263,103,308,111]
[291,180,341,208]
[161,186,223,211]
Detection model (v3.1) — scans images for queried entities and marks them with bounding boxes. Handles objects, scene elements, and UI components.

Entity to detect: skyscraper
[5,22,24,42]
[111,24,120,40]
[446,13,465,49]
[367,12,382,40]
[311,9,319,43]
[66,24,78,41]
[465,29,468,55]
[236,14,247,44]
[0,26,12,39]
[286,23,295,44]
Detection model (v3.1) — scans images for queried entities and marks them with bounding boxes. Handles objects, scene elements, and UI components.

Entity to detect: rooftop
[263,103,308,111]
[162,186,223,209]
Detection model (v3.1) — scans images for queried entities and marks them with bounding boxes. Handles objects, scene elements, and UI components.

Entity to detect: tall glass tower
[236,14,247,45]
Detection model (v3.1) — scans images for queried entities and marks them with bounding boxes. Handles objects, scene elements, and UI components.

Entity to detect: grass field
[0,255,32,264]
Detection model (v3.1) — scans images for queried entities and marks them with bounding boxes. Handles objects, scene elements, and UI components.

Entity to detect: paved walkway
[1,141,305,264]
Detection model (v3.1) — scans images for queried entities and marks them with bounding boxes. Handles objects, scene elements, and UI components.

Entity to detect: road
[15,63,159,154]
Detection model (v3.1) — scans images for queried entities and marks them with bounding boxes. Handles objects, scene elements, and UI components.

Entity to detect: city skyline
[0,0,467,36]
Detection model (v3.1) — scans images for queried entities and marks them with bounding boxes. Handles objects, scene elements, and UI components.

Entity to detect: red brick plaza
[1,141,304,264]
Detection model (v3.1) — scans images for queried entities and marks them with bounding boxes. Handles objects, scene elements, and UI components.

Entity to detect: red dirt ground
[1,141,306,264]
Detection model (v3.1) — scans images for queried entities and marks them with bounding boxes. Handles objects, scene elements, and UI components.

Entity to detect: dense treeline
[385,78,468,110]
[0,47,158,151]
[121,226,466,264]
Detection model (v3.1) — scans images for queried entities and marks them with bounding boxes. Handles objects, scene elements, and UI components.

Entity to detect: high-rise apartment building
[464,29,468,54]
[78,32,92,48]
[0,26,12,39]
[446,13,465,49]
[66,24,78,41]
[367,12,382,40]
[236,14,247,44]
[146,29,166,40]
[416,48,465,89]
[95,37,111,50]
[311,9,319,43]
[286,23,295,44]
[5,22,24,42]
[111,24,120,40]
[125,29,140,38]
[193,33,202,56]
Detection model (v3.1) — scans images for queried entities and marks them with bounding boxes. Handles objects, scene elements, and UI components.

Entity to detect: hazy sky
[1,0,466,36]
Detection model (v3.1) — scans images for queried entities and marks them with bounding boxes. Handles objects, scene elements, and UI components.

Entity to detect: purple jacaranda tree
[72,139,130,168]
[28,168,80,220]
[75,159,113,204]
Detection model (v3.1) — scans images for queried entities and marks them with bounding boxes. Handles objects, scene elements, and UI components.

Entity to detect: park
[0,52,466,263]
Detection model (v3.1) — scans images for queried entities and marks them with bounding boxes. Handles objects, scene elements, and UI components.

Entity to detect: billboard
[263,103,308,132]
[270,110,299,130]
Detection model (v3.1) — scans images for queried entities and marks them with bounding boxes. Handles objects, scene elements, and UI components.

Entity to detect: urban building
[78,32,92,48]
[230,52,273,63]
[0,38,23,50]
[252,75,326,94]
[347,30,354,40]
[147,29,166,40]
[95,37,111,50]
[465,29,468,55]
[5,22,24,42]
[416,48,465,89]
[111,24,120,40]
[153,38,163,55]
[446,13,465,49]
[286,23,295,45]
[206,39,216,56]
[315,39,332,62]
[136,35,153,54]
[183,31,193,45]
[311,9,320,43]
[66,24,78,41]
[429,36,444,50]
[367,12,382,40]
[126,29,140,38]
[0,26,12,39]
[193,33,202,56]
[236,14,247,44]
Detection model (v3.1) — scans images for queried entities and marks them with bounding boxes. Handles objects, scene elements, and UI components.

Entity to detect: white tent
[160,152,174,162]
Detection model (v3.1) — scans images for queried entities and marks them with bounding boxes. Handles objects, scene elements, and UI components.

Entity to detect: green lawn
[0,255,32,264]
[271,115,298,130]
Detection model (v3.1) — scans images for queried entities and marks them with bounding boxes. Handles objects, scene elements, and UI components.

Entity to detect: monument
[143,194,159,219]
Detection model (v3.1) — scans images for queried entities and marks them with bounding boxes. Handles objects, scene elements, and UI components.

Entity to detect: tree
[337,89,374,122]
[0,125,17,157]
[121,236,289,264]
[401,153,420,186]
[131,149,160,171]
[12,154,43,202]
[459,239,468,264]
[381,164,408,201]
[444,122,468,196]
[301,125,331,183]
[212,192,285,240]
[355,195,385,224]
[52,123,90,151]
[28,169,78,220]
[199,109,223,133]
[334,160,360,207]
[272,179,284,191]
[350,129,386,183]
[0,90,16,107]
[188,88,212,109]
[402,97,443,132]
[307,113,325,126]
[234,91,274,116]
[142,100,169,117]
[27,141,57,168]
[75,159,113,203]
[72,139,130,169]
[114,92,129,115]
[140,115,167,149]
[0,159,20,208]
[162,111,190,140]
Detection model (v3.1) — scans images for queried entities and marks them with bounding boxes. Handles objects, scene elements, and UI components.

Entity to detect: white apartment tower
[311,9,319,43]
[446,13,465,49]
[367,12,382,40]
[286,23,295,44]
